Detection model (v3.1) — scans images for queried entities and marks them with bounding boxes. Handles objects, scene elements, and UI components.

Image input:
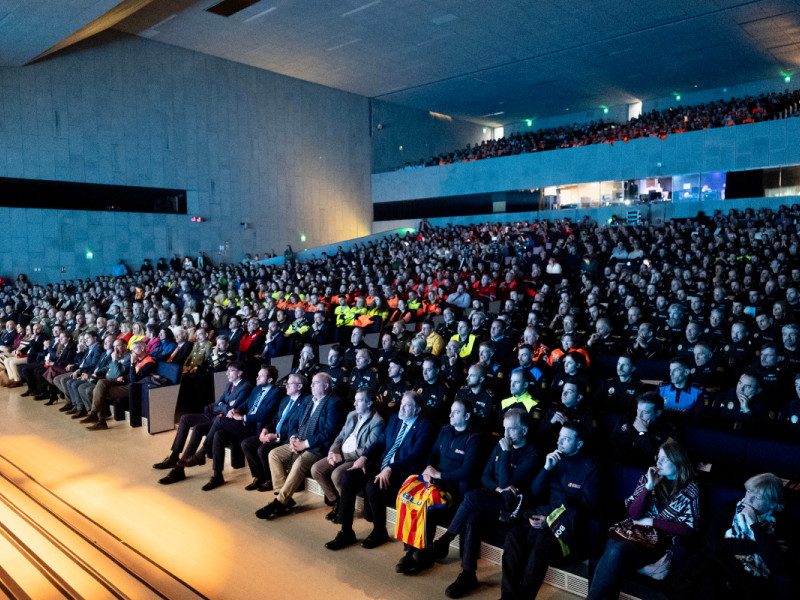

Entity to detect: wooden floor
[0,386,578,600]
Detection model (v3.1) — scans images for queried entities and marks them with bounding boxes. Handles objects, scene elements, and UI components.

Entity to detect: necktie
[381,421,409,469]
[275,397,296,436]
[249,387,269,415]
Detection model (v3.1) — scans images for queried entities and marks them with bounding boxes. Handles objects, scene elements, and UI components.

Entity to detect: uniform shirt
[454,386,497,434]
[658,382,705,414]
[592,377,643,413]
[414,378,451,424]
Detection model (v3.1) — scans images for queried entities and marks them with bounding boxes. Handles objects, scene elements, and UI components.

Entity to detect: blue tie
[275,397,296,437]
[249,387,269,415]
[381,421,409,469]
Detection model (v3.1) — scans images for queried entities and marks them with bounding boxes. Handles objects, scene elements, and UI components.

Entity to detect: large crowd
[1,205,798,598]
[400,88,800,170]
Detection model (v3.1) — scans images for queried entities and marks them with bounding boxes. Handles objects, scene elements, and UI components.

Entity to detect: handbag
[608,518,659,550]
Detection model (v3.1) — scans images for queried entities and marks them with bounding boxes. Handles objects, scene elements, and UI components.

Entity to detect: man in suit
[241,373,308,491]
[166,328,194,365]
[311,388,386,527]
[153,361,252,483]
[54,330,102,412]
[324,391,436,550]
[19,322,50,397]
[256,372,346,519]
[185,365,281,491]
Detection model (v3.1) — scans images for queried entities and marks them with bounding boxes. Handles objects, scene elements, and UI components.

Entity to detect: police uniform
[710,389,777,435]
[347,365,379,403]
[454,386,497,434]
[415,378,451,424]
[375,377,409,417]
[591,377,644,414]
[658,382,705,415]
[321,363,350,399]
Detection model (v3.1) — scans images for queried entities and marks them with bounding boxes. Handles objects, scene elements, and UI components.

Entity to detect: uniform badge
[792,415,799,424]
[724,345,730,351]
[608,387,615,395]
[727,401,734,410]
[417,388,423,394]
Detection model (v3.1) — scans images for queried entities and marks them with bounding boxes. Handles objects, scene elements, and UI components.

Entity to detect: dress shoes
[258,481,273,492]
[20,390,34,397]
[361,529,389,549]
[325,506,340,523]
[245,478,266,491]
[34,393,49,401]
[201,475,225,491]
[444,571,479,598]
[178,452,206,468]
[66,407,78,415]
[153,455,179,470]
[80,412,99,424]
[58,403,73,412]
[71,409,88,419]
[255,498,295,519]
[158,468,186,485]
[44,396,58,406]
[396,550,421,575]
[413,537,450,568]
[325,530,357,551]
[87,421,108,431]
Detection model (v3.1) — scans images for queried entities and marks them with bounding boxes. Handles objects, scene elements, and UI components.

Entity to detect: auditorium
[1,1,799,599]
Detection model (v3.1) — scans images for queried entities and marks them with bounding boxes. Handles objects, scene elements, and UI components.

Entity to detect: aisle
[0,387,576,600]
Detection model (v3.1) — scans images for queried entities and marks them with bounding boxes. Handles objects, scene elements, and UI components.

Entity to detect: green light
[785,75,791,83]
[525,119,532,127]
[600,105,608,114]
[675,95,681,101]
[300,234,306,243]
[86,251,93,259]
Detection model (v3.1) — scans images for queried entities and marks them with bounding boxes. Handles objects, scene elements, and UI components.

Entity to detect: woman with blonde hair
[671,473,795,600]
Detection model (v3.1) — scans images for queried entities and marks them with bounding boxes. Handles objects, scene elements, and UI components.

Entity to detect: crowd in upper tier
[400,88,800,170]
[1,205,798,598]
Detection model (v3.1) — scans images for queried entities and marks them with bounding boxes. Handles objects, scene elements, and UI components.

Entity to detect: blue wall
[0,31,372,282]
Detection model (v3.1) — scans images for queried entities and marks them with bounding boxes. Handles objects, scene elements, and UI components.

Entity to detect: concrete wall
[373,118,800,204]
[371,99,488,174]
[0,31,372,282]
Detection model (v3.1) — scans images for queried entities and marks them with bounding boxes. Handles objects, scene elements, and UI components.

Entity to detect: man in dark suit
[165,328,194,365]
[325,390,436,550]
[54,330,102,411]
[19,323,50,397]
[256,372,346,519]
[153,361,252,484]
[241,373,308,491]
[187,365,282,491]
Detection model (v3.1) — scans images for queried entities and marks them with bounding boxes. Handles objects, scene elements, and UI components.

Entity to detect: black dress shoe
[396,550,421,575]
[34,393,49,401]
[255,498,295,519]
[71,409,88,419]
[444,571,479,598]
[44,397,58,406]
[245,478,266,491]
[361,529,389,549]
[65,407,78,415]
[58,403,73,412]
[178,452,206,468]
[325,506,340,523]
[325,529,357,550]
[258,481,273,492]
[153,455,179,470]
[158,468,186,485]
[202,475,225,491]
[80,412,98,424]
[21,390,34,397]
